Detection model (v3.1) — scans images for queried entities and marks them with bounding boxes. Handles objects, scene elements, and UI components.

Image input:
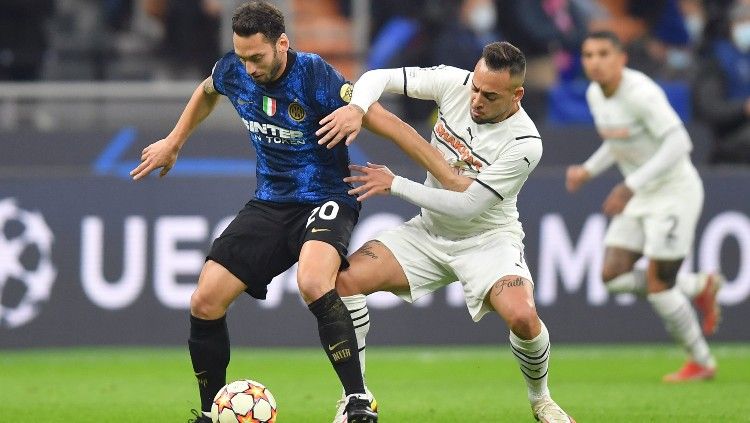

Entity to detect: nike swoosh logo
[328,340,347,350]
[311,228,331,233]
[194,371,207,376]
[237,99,251,105]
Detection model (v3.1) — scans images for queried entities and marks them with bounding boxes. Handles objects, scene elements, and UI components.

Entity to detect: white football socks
[342,294,370,380]
[607,270,709,300]
[675,272,706,299]
[647,288,715,367]
[605,270,647,295]
[606,269,710,300]
[509,321,551,403]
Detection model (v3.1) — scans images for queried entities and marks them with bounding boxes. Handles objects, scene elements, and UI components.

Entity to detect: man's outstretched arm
[345,163,499,220]
[316,68,404,147]
[360,103,472,192]
[130,77,221,180]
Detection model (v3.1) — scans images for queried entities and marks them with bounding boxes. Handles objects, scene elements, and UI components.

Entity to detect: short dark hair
[232,1,285,41]
[481,42,526,82]
[584,31,623,50]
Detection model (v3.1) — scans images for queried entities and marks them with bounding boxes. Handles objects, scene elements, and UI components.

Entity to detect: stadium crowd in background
[0,0,55,81]
[1,0,748,163]
[692,1,750,164]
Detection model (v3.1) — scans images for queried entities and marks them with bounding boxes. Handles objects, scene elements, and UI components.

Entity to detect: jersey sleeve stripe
[402,67,408,97]
[507,139,542,150]
[462,72,471,86]
[475,179,504,200]
[515,135,541,140]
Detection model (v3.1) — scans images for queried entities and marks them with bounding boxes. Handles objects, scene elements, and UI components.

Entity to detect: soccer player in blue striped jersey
[129,2,449,422]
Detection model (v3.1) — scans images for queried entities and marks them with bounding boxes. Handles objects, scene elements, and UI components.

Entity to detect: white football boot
[532,396,576,423]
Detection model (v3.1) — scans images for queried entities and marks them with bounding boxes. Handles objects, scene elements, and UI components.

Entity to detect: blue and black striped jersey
[212,50,357,210]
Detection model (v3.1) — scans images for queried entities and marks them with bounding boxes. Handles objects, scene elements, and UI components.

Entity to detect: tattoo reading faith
[493,277,525,296]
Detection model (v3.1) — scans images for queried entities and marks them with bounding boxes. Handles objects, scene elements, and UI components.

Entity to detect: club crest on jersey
[288,102,305,121]
[340,83,353,103]
[262,96,277,116]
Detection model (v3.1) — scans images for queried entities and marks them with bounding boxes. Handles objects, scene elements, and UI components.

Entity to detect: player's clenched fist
[129,138,180,180]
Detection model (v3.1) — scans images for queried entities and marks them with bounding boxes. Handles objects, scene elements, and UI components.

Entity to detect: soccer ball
[211,379,278,423]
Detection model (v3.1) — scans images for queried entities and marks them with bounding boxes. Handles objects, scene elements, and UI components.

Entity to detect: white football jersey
[586,68,700,193]
[401,65,542,239]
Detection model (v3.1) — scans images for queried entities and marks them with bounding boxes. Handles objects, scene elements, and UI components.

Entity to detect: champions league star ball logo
[0,198,56,328]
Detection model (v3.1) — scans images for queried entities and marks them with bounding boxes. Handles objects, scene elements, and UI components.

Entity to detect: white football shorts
[605,180,704,259]
[376,216,533,321]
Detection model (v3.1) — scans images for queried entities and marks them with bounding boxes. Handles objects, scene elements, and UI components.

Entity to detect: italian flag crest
[262,96,276,116]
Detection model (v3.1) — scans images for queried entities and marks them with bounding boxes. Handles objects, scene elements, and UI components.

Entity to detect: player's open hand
[129,138,180,180]
[316,104,365,149]
[565,165,591,193]
[344,162,395,201]
[602,182,633,216]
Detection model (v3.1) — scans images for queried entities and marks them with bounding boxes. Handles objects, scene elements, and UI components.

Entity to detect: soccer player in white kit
[318,42,575,423]
[566,31,723,382]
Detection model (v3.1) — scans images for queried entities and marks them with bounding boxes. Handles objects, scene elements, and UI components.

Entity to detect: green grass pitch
[1,344,748,422]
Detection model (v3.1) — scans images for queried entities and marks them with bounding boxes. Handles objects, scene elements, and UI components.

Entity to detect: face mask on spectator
[732,22,750,52]
[666,48,691,70]
[468,3,497,34]
[684,15,705,42]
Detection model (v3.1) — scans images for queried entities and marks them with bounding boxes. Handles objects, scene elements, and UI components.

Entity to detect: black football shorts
[207,199,359,299]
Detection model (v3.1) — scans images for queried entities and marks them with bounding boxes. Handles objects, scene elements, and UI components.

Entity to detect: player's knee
[297,277,331,304]
[335,269,360,297]
[602,265,627,283]
[651,260,681,288]
[190,290,226,320]
[505,305,540,340]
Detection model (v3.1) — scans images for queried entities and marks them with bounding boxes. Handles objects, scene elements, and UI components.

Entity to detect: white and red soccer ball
[211,379,278,423]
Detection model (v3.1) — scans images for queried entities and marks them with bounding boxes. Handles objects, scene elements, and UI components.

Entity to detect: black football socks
[308,289,366,396]
[188,314,230,413]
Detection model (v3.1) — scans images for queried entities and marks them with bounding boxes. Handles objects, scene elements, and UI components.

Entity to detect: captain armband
[203,77,217,95]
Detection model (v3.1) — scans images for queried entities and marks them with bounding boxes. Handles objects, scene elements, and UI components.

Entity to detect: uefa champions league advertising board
[1,169,748,348]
